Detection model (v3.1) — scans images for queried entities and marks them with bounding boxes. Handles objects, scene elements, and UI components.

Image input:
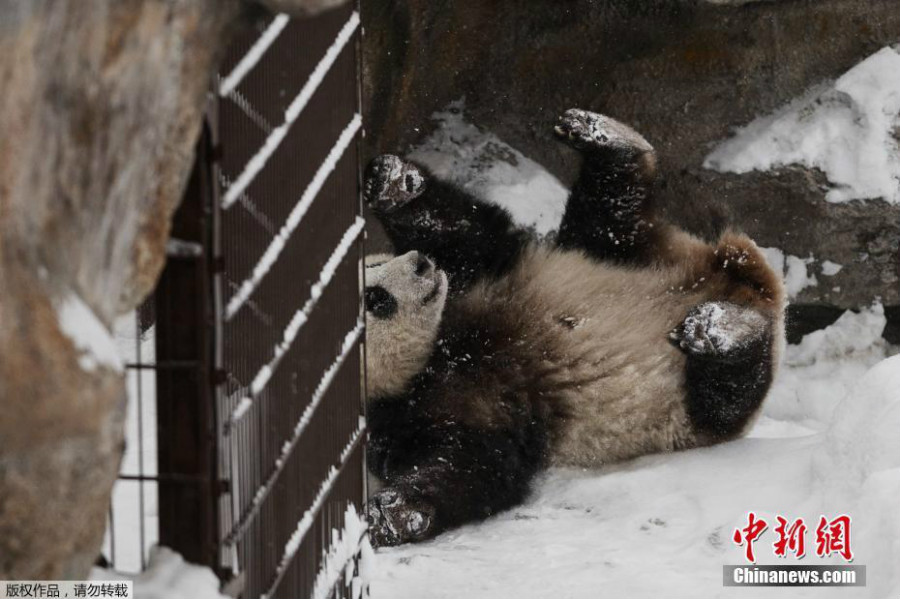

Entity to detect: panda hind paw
[671,301,768,359]
[553,109,654,156]
[367,487,436,547]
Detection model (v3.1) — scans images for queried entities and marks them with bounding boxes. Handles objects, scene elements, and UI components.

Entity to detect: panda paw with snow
[362,109,785,547]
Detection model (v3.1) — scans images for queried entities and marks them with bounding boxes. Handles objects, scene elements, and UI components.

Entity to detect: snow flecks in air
[408,100,568,236]
[704,47,900,204]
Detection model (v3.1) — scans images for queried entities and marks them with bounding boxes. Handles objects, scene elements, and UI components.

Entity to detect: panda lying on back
[363,109,785,547]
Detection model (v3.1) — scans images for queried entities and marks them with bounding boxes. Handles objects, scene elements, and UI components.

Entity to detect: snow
[103,316,158,572]
[408,100,568,236]
[760,246,817,299]
[236,217,364,411]
[266,420,366,598]
[93,547,227,599]
[56,293,123,372]
[225,115,362,318]
[310,505,372,599]
[704,47,900,204]
[221,12,360,209]
[370,308,899,598]
[218,14,290,98]
[821,260,843,276]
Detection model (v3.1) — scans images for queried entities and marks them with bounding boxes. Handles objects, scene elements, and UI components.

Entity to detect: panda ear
[365,286,398,319]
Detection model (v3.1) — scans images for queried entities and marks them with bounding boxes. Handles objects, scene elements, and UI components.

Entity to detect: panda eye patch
[365,286,398,319]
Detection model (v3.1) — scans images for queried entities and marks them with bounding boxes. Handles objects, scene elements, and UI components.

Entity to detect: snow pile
[754,303,890,435]
[56,293,123,372]
[370,309,899,599]
[93,547,227,599]
[408,100,568,236]
[704,46,900,204]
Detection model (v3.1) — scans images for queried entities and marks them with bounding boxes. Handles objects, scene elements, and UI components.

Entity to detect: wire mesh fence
[104,4,367,597]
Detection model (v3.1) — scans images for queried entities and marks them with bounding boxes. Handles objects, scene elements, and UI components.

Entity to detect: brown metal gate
[120,5,368,598]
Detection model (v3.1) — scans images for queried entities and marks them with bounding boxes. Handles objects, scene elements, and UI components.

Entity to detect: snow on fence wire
[104,5,367,598]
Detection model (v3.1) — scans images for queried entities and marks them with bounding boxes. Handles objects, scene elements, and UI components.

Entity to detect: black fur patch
[683,337,773,441]
[367,165,529,296]
[365,285,398,319]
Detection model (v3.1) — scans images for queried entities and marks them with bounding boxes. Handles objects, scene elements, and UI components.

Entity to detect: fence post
[154,122,221,570]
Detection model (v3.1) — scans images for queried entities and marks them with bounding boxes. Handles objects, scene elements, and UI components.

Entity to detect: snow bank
[93,547,227,599]
[757,303,889,433]
[408,100,568,236]
[704,46,900,204]
[56,293,123,372]
[371,308,899,599]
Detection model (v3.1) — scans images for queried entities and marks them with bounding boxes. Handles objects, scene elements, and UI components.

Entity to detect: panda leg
[554,109,662,264]
[365,155,529,294]
[366,424,542,547]
[670,301,775,440]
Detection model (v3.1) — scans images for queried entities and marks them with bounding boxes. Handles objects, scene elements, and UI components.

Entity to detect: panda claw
[364,155,426,214]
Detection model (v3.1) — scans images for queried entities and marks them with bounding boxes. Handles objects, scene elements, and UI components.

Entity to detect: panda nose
[413,252,432,277]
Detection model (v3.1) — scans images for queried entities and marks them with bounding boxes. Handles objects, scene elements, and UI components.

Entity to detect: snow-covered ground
[368,106,900,599]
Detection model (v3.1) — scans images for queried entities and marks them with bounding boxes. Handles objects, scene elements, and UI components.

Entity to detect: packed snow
[704,46,900,204]
[56,293,123,372]
[370,105,899,598]
[408,100,568,236]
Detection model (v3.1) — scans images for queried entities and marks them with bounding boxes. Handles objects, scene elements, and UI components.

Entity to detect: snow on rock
[704,46,900,204]
[408,100,568,236]
[93,547,227,599]
[821,260,843,276]
[57,293,123,372]
[370,308,899,599]
[760,246,817,299]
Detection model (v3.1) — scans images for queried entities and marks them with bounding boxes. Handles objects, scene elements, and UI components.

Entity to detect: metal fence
[106,5,367,598]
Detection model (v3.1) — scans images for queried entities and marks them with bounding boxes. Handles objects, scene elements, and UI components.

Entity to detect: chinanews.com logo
[724,512,866,587]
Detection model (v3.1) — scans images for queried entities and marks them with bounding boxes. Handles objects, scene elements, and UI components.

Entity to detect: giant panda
[362,109,785,547]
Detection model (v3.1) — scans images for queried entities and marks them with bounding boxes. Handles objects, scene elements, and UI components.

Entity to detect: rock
[0,0,243,579]
[362,0,900,309]
[255,0,349,16]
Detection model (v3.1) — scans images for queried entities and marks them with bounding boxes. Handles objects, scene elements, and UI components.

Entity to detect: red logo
[815,515,853,561]
[733,513,853,563]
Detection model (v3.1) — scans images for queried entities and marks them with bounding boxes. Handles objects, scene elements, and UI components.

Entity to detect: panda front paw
[367,487,436,547]
[364,155,426,214]
[553,109,654,156]
[670,301,768,359]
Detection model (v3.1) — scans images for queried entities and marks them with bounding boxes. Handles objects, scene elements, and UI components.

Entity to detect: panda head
[364,251,448,399]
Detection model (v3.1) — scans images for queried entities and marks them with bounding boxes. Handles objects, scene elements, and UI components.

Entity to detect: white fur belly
[507,247,704,467]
